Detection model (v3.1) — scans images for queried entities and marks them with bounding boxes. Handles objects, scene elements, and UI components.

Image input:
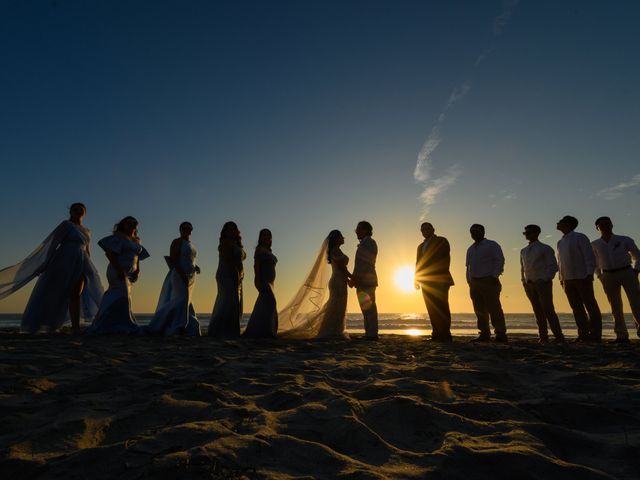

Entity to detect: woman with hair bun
[86,216,149,335]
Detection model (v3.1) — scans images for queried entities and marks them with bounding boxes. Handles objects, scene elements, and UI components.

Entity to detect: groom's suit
[353,236,378,338]
[416,235,454,341]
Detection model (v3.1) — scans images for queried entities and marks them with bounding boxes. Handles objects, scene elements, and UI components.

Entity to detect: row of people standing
[0,207,376,340]
[415,215,640,343]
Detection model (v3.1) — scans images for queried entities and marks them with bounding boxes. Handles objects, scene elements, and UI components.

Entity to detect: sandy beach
[1,332,638,479]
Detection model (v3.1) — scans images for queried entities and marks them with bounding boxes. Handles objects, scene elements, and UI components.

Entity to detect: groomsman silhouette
[592,216,640,343]
[352,221,379,340]
[414,222,454,342]
[520,224,564,343]
[556,215,602,342]
[466,224,507,342]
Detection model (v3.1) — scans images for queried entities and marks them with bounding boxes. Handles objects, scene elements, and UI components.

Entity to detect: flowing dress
[208,243,246,338]
[86,235,149,335]
[279,248,349,339]
[12,221,104,333]
[147,239,201,336]
[243,247,278,338]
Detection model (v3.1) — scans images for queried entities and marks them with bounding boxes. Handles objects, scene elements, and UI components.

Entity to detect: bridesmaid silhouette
[147,222,201,336]
[86,216,149,335]
[208,221,246,338]
[243,229,278,338]
[0,203,104,334]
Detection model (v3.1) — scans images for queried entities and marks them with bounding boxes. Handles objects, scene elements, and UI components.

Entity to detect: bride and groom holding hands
[279,221,378,340]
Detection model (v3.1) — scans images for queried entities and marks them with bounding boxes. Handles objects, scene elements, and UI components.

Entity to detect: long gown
[0,220,104,333]
[146,239,201,336]
[208,243,246,338]
[280,250,349,339]
[86,235,149,335]
[243,247,278,338]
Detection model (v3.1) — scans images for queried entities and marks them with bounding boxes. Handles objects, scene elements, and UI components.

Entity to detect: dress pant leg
[422,287,439,337]
[470,279,490,336]
[578,278,602,339]
[422,284,451,340]
[357,287,378,338]
[484,278,507,335]
[620,269,640,337]
[600,272,628,339]
[524,282,548,339]
[537,280,563,339]
[563,279,590,338]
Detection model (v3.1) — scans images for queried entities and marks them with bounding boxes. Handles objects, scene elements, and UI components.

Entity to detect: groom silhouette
[351,221,379,340]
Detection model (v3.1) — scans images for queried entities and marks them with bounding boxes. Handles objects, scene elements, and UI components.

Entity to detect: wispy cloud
[597,174,640,200]
[414,83,469,183]
[418,165,462,217]
[414,84,469,217]
[493,0,520,35]
[414,1,519,217]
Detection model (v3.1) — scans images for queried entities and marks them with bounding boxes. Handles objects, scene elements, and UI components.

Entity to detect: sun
[394,265,415,292]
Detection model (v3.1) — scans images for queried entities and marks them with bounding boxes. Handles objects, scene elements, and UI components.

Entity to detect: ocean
[0,313,629,338]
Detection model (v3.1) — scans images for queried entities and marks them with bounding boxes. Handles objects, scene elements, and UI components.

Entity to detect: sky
[1,0,639,315]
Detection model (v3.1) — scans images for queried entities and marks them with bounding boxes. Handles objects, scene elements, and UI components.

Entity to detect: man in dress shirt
[414,222,454,342]
[592,216,640,343]
[351,221,379,340]
[520,224,565,343]
[466,224,507,342]
[556,215,602,342]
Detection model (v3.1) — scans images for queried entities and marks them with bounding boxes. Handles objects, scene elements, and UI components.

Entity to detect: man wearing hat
[591,216,640,343]
[520,224,565,343]
[556,215,602,341]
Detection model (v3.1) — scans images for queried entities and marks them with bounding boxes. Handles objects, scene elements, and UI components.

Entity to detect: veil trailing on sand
[277,239,330,338]
[0,228,59,300]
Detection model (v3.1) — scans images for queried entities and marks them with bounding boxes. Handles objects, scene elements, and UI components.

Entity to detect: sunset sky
[1,0,639,315]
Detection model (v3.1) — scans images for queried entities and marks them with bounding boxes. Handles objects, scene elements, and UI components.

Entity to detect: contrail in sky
[414,0,520,218]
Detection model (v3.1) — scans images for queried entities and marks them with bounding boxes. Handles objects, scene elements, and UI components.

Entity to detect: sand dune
[1,332,639,479]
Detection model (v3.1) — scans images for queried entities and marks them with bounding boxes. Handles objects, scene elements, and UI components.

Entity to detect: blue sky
[1,0,639,314]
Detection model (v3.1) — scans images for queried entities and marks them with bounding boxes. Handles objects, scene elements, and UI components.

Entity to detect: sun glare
[394,265,415,293]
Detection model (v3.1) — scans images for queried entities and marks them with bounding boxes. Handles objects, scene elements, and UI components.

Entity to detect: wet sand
[1,332,639,479]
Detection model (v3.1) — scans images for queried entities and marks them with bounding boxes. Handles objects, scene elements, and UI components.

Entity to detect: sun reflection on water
[405,328,425,336]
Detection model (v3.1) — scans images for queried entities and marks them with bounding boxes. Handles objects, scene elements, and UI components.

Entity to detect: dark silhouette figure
[520,224,564,343]
[15,203,103,334]
[466,224,507,342]
[243,229,278,338]
[146,222,201,336]
[556,215,602,342]
[351,221,379,340]
[592,216,640,343]
[208,221,246,338]
[87,216,149,335]
[414,222,454,342]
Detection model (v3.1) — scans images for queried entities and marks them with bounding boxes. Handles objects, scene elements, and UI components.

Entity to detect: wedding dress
[278,239,349,339]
